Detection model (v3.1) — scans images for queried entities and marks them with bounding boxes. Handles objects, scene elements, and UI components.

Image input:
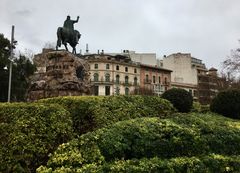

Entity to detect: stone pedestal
[28,50,91,101]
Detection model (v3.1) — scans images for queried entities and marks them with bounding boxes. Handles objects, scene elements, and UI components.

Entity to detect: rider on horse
[56,16,81,54]
[63,16,79,44]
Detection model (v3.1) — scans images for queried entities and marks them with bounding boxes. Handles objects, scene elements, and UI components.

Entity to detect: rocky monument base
[28,49,91,101]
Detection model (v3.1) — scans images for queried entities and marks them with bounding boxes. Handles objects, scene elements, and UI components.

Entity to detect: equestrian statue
[56,16,81,54]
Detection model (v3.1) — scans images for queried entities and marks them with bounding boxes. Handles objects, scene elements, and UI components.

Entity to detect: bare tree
[223,41,240,76]
[43,41,56,49]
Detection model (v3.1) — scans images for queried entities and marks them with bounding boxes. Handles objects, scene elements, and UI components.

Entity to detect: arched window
[165,77,168,84]
[159,76,161,83]
[153,76,156,83]
[116,75,120,84]
[125,67,128,72]
[105,73,110,82]
[134,77,138,85]
[125,76,129,84]
[125,87,129,95]
[94,73,99,82]
[146,74,149,82]
[116,65,119,70]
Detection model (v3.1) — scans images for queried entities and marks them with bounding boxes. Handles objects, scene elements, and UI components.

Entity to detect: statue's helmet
[67,15,70,20]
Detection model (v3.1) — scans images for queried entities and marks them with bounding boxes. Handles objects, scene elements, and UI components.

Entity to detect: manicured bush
[162,88,193,113]
[37,113,240,172]
[210,89,240,119]
[39,95,175,135]
[37,155,240,173]
[0,103,73,172]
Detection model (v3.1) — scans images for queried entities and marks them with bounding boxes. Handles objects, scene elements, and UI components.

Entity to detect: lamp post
[7,25,14,102]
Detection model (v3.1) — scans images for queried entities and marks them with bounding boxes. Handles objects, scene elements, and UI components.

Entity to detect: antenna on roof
[86,44,89,53]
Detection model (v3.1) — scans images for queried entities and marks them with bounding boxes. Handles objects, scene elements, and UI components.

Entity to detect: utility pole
[7,25,14,102]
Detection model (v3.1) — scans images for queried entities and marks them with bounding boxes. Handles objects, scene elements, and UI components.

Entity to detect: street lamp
[7,25,15,102]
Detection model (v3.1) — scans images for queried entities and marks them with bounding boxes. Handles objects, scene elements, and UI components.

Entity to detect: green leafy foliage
[210,89,240,119]
[38,95,175,135]
[37,113,240,172]
[0,103,73,172]
[162,88,193,113]
[0,33,36,102]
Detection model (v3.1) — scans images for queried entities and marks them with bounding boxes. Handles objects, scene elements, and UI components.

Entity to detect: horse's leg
[64,43,68,51]
[56,27,62,50]
[72,47,76,54]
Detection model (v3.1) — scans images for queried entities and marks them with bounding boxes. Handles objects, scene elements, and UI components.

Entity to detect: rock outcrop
[28,49,91,101]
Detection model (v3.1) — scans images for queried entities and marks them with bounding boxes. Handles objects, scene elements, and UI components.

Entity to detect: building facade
[139,64,172,96]
[163,53,207,99]
[198,68,228,104]
[84,53,140,96]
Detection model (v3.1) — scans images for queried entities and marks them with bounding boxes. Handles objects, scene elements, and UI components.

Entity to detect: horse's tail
[56,27,62,49]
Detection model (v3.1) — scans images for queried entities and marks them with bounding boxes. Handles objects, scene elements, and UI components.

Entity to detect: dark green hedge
[38,95,175,135]
[38,155,240,173]
[37,113,240,172]
[0,103,73,172]
[210,89,240,119]
[162,88,193,113]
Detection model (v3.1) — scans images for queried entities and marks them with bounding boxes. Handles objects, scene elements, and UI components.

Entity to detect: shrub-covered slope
[37,113,240,172]
[0,103,73,172]
[38,95,175,135]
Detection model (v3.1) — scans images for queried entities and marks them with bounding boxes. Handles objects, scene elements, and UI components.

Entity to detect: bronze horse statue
[56,16,81,54]
[56,27,81,54]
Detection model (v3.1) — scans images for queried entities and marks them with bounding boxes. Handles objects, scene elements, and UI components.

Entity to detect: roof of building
[140,64,172,72]
[209,67,218,71]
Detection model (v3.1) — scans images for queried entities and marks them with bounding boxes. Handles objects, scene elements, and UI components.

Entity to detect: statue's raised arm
[74,16,79,23]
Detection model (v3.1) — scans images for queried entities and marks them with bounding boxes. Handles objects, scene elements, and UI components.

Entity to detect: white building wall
[163,53,198,85]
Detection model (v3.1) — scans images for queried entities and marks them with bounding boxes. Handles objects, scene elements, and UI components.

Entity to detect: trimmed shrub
[210,89,240,119]
[162,88,193,113]
[37,113,240,172]
[0,103,73,172]
[38,95,175,135]
[37,155,240,173]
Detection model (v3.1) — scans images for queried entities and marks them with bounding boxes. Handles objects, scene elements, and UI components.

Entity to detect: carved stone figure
[56,16,81,54]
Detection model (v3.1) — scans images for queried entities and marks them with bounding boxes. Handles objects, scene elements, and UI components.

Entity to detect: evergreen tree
[0,33,36,102]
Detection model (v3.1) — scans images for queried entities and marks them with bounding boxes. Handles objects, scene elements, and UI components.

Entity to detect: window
[134,68,137,73]
[94,86,99,96]
[94,73,99,82]
[105,73,110,82]
[125,67,128,72]
[116,65,119,70]
[125,76,129,84]
[146,74,149,82]
[125,87,129,95]
[105,86,110,96]
[94,64,98,69]
[159,76,161,83]
[106,64,110,69]
[153,76,156,83]
[115,86,120,95]
[165,77,168,84]
[116,75,120,84]
[134,77,138,86]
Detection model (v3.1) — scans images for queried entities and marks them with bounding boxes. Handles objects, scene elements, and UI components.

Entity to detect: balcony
[144,79,152,84]
[91,79,139,86]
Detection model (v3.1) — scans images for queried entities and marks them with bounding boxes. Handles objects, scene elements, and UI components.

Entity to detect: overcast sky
[1,0,240,70]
